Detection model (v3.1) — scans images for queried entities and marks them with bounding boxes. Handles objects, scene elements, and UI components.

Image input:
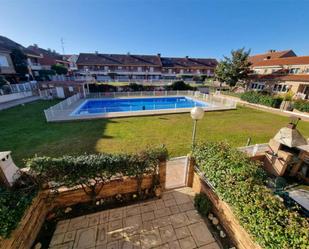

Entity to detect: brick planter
[0,161,166,249]
[188,165,262,249]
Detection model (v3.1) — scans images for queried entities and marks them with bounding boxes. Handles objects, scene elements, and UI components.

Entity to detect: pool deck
[45,95,236,122]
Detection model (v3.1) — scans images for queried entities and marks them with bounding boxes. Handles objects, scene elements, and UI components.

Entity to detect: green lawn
[1,100,309,167]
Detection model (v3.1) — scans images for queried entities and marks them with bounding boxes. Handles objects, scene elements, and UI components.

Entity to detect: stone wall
[190,170,262,249]
[0,161,166,249]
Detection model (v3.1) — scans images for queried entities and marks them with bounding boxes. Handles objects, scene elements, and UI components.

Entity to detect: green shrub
[0,188,36,238]
[165,81,195,91]
[27,146,168,202]
[293,100,309,113]
[193,142,309,249]
[240,91,283,108]
[194,193,211,217]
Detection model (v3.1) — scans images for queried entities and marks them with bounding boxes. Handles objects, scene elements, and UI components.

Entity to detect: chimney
[33,43,38,48]
[157,53,161,57]
[268,49,276,53]
[127,52,130,55]
[95,51,98,55]
[186,56,189,59]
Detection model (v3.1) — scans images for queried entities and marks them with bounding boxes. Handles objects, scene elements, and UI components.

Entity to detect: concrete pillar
[186,155,195,187]
[159,160,167,190]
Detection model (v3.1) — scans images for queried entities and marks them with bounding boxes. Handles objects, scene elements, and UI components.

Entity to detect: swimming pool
[71,96,210,116]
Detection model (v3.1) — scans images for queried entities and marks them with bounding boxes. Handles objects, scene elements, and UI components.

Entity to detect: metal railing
[43,91,237,122]
[238,143,269,156]
[44,93,81,121]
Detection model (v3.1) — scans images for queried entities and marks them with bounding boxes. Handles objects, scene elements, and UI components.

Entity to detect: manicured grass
[97,82,130,86]
[1,100,309,167]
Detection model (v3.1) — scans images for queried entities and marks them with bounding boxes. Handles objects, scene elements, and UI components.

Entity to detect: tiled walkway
[49,188,220,249]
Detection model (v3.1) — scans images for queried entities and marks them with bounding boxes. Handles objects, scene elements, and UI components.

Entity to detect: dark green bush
[240,91,283,108]
[128,83,145,91]
[0,188,36,238]
[193,142,309,249]
[165,81,195,91]
[194,193,211,217]
[293,100,309,113]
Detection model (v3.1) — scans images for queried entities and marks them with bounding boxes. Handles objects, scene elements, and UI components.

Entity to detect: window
[251,82,265,91]
[289,68,300,74]
[0,55,9,67]
[149,67,154,72]
[273,84,288,92]
[138,67,142,72]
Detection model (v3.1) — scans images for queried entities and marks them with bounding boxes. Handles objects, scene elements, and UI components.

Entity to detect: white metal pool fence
[43,91,237,122]
[238,143,269,156]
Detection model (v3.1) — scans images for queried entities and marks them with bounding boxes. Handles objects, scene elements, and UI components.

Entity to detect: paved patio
[49,187,220,249]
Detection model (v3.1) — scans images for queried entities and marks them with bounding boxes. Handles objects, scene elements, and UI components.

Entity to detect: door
[56,87,65,99]
[165,156,189,189]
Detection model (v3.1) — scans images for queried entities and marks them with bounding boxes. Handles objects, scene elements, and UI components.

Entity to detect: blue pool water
[72,96,209,115]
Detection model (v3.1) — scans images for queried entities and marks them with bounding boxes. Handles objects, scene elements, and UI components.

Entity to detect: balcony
[29,62,42,70]
[79,69,161,75]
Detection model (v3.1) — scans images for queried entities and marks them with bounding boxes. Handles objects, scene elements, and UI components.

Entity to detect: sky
[0,0,309,59]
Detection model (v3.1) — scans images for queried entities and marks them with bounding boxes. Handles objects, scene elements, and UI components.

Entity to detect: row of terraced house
[1,34,309,98]
[248,49,309,99]
[0,35,217,83]
[75,52,217,81]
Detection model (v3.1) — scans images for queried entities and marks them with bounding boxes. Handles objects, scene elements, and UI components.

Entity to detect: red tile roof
[28,45,69,66]
[76,53,217,68]
[250,74,309,82]
[161,57,217,68]
[77,53,162,66]
[249,50,296,66]
[0,35,40,57]
[253,56,309,67]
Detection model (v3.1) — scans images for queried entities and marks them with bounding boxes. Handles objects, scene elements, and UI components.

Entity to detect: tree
[0,76,8,88]
[215,48,251,87]
[0,76,11,94]
[51,64,68,75]
[11,48,29,76]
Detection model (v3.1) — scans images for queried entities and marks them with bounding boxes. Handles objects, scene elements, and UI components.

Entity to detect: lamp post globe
[191,107,204,120]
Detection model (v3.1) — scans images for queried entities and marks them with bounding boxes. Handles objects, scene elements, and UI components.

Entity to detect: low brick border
[0,161,166,249]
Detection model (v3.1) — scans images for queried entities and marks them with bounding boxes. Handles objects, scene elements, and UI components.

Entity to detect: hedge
[293,100,309,113]
[0,188,36,238]
[193,142,309,249]
[27,146,168,202]
[241,91,282,108]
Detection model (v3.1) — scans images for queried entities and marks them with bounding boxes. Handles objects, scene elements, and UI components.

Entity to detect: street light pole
[190,107,205,149]
[192,119,198,148]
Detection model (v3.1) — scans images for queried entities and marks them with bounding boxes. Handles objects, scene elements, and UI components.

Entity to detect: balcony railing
[29,63,42,70]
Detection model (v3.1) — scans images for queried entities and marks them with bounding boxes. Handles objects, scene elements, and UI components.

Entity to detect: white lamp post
[190,107,205,148]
